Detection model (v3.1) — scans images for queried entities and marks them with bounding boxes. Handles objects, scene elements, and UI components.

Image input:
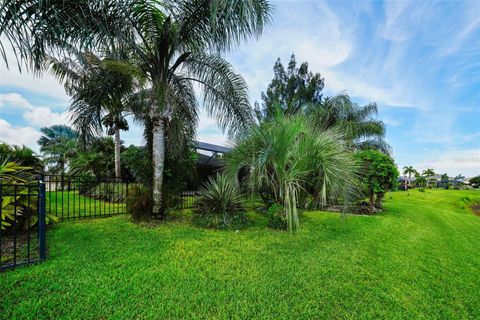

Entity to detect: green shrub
[126,185,152,222]
[268,203,287,230]
[192,174,247,230]
[91,183,127,202]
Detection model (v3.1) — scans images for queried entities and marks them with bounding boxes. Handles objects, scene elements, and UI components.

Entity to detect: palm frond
[180,53,253,137]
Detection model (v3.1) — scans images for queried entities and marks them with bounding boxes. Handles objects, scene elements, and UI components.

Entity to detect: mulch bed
[1,233,39,266]
[471,204,480,216]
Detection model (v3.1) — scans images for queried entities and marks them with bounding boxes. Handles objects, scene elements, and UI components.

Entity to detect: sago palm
[1,0,272,215]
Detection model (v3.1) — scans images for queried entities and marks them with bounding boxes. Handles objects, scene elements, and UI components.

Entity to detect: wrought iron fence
[180,191,197,209]
[43,175,129,221]
[0,180,46,271]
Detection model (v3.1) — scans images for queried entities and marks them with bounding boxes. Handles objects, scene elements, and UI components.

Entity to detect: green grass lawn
[2,189,480,319]
[46,191,126,219]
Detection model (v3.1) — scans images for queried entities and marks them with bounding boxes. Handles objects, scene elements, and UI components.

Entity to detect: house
[424,175,464,188]
[398,176,416,190]
[187,140,232,190]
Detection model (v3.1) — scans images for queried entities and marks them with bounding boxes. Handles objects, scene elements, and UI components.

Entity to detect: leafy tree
[255,56,389,154]
[228,113,358,232]
[37,125,78,174]
[1,0,272,216]
[69,137,115,179]
[440,173,450,189]
[470,176,480,188]
[254,54,324,120]
[455,174,465,180]
[355,150,399,209]
[415,176,427,188]
[48,52,143,179]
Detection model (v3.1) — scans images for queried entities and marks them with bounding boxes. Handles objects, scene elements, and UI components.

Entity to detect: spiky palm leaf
[228,113,358,232]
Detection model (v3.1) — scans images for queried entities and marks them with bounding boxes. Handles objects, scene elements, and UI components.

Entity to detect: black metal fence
[1,174,198,270]
[0,180,46,271]
[180,191,197,209]
[44,175,129,221]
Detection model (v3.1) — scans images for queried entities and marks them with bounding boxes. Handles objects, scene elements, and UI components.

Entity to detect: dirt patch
[471,204,480,216]
[1,233,39,266]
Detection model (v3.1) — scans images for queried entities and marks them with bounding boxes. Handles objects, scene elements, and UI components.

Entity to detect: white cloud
[0,92,69,128]
[0,119,42,150]
[414,149,480,178]
[0,93,32,108]
[23,106,69,127]
[0,37,69,101]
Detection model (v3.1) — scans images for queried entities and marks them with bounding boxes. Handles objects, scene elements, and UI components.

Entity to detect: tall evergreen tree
[255,54,324,120]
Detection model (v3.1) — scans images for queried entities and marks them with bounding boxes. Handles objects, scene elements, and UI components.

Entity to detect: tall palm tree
[37,125,78,174]
[1,0,272,216]
[48,52,142,179]
[422,168,436,187]
[307,92,390,154]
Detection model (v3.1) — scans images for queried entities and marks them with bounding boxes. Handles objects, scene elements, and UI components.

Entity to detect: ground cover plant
[2,189,480,319]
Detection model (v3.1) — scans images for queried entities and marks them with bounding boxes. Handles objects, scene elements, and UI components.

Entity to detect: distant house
[398,176,416,190]
[424,175,464,188]
[187,140,232,190]
[398,174,465,190]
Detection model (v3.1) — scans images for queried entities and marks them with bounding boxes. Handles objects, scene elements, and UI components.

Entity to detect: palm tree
[307,92,390,154]
[1,0,272,216]
[47,52,142,179]
[422,168,436,187]
[228,113,358,232]
[0,143,44,173]
[37,125,78,174]
[422,168,435,177]
[402,166,418,182]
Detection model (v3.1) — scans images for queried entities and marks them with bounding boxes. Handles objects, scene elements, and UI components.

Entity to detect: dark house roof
[196,153,225,167]
[194,141,232,154]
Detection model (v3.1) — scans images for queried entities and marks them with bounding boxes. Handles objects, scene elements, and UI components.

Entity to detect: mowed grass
[2,189,480,319]
[46,191,126,219]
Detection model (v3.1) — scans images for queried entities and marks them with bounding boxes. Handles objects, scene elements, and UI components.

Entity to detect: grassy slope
[1,189,480,319]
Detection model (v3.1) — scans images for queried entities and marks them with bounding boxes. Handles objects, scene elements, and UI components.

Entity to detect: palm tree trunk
[114,127,122,180]
[151,116,166,216]
[369,192,375,209]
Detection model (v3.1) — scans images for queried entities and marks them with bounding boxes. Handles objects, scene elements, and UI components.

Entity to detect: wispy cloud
[0,119,42,150]
[0,92,69,127]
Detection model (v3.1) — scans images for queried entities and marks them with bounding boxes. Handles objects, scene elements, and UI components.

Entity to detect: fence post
[38,179,47,261]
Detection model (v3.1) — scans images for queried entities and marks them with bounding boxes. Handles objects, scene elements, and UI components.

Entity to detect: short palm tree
[37,125,78,174]
[1,0,272,216]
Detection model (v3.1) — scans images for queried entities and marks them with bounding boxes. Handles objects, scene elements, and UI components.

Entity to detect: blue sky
[0,0,479,177]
